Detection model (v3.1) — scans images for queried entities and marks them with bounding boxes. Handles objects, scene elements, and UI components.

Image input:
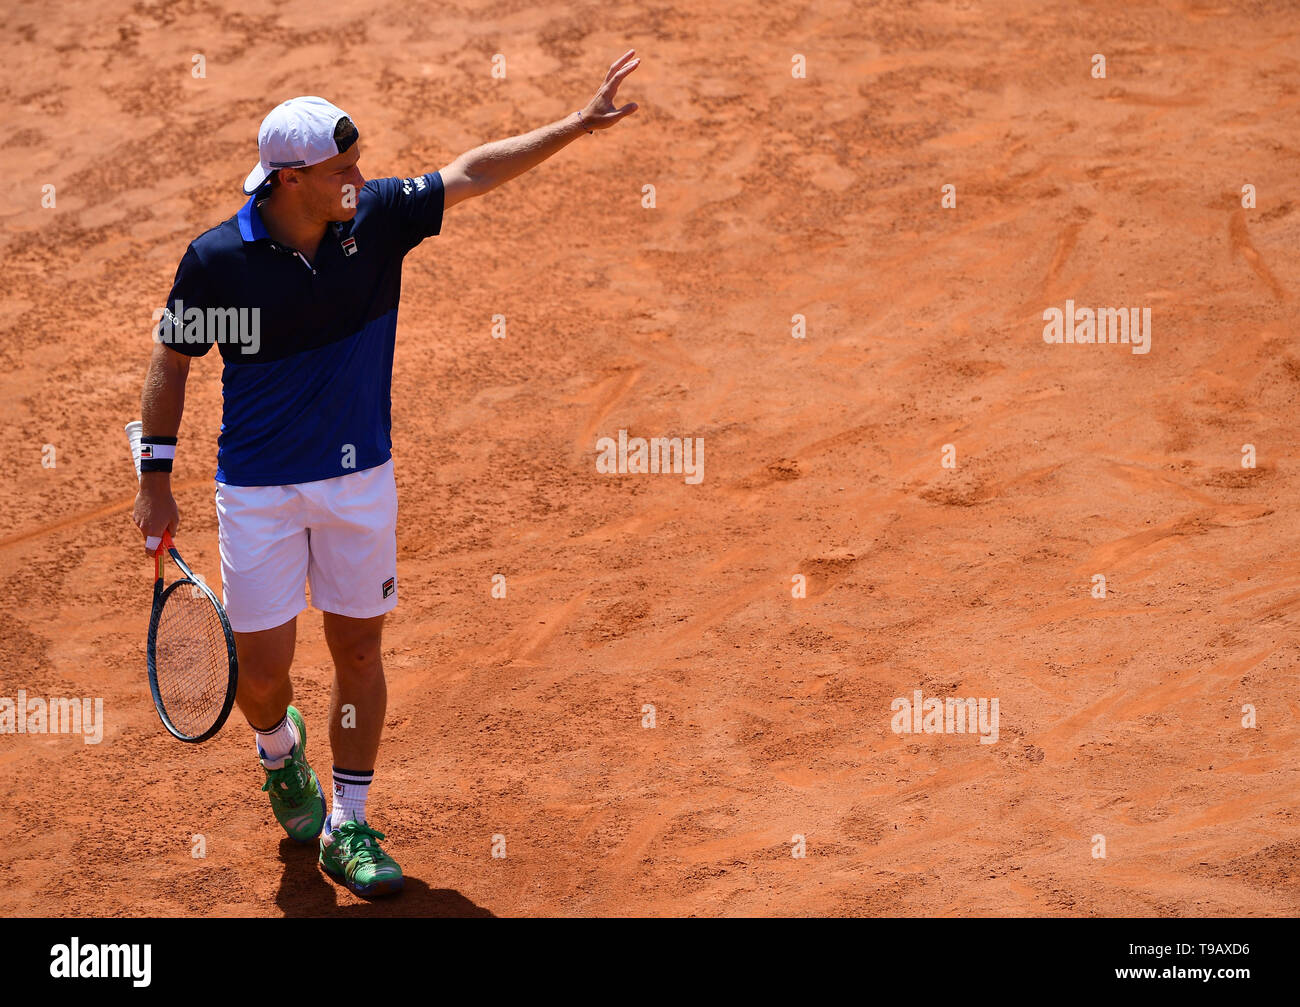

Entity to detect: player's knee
[332,644,384,682]
[324,615,385,678]
[237,660,292,702]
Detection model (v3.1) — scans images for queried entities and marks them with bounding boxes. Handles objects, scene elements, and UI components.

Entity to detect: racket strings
[154,582,231,736]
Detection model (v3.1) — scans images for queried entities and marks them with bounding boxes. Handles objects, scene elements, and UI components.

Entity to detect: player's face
[305,146,365,223]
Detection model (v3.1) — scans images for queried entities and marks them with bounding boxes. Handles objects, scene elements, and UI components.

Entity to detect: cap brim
[242,163,271,195]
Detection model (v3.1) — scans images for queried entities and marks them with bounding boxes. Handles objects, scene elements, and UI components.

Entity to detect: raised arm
[439,49,641,210]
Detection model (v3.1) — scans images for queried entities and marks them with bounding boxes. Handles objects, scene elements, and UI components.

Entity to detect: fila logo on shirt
[341,236,358,256]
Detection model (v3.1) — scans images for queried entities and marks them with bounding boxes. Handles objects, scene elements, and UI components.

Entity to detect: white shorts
[214,460,398,633]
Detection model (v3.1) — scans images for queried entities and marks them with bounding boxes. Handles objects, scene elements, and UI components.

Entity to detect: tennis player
[131,51,640,897]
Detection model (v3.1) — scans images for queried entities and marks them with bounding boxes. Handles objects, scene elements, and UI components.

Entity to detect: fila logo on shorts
[382,577,396,599]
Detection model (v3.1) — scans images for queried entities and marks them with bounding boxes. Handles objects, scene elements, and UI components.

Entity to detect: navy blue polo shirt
[157,172,444,486]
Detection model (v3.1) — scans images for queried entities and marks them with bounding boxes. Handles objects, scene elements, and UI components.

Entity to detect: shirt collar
[236,192,357,247]
[237,192,271,243]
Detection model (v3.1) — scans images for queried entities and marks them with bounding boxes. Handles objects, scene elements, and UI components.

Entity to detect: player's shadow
[273,837,495,917]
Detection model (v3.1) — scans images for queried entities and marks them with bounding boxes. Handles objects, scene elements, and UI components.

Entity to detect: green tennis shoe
[258,706,326,843]
[319,820,404,898]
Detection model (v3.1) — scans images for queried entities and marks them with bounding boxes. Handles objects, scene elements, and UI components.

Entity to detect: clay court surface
[1,0,1298,917]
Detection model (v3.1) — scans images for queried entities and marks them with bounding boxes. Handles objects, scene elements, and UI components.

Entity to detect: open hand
[581,49,640,130]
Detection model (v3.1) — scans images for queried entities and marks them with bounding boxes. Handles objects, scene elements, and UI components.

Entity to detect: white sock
[329,767,373,831]
[255,712,298,768]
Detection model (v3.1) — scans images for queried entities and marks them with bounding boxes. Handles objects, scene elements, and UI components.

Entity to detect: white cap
[242,96,359,195]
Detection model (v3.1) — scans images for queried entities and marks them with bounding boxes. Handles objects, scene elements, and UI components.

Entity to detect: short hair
[334,116,359,152]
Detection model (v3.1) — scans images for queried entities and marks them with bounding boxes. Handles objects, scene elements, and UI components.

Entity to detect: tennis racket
[126,420,238,743]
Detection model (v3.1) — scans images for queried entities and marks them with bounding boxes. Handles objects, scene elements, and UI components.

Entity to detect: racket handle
[125,420,144,480]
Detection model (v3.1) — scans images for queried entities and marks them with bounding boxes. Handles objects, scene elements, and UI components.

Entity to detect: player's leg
[216,480,324,843]
[321,612,390,869]
[323,611,387,776]
[233,618,296,734]
[305,459,402,896]
[317,612,400,896]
